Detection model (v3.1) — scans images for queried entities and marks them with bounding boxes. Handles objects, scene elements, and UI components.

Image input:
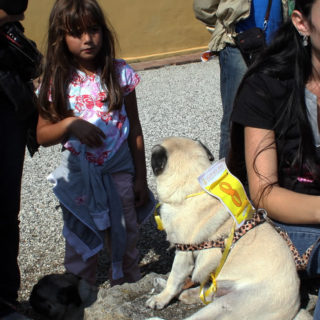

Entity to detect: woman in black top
[229,0,320,318]
[0,1,38,319]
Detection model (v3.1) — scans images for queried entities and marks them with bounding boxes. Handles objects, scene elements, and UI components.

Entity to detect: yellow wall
[23,0,209,63]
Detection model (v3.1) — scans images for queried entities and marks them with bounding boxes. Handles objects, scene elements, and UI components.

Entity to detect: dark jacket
[0,20,40,156]
[0,0,28,15]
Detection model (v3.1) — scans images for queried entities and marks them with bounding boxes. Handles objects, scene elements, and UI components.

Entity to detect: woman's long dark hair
[38,0,122,122]
[228,0,320,190]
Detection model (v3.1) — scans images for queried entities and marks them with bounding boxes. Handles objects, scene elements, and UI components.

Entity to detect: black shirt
[230,72,320,195]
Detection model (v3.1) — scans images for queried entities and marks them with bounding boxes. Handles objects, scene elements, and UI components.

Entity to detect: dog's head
[151,137,214,203]
[29,273,97,320]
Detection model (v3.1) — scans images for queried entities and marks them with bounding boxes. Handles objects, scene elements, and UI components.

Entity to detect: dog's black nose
[151,145,167,176]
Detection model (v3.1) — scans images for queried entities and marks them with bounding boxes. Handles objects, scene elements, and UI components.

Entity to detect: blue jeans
[273,221,320,319]
[218,45,247,159]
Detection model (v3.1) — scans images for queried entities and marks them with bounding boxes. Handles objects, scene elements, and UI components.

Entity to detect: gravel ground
[17,58,221,317]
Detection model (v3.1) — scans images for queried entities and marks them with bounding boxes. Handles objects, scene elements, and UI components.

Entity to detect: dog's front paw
[146,293,170,310]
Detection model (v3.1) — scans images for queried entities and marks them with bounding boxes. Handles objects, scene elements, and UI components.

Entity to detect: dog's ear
[151,144,168,176]
[195,140,214,162]
[57,285,82,306]
[78,279,98,307]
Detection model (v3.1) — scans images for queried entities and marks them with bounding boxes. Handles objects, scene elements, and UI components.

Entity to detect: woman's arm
[37,112,105,148]
[245,126,320,224]
[124,89,148,207]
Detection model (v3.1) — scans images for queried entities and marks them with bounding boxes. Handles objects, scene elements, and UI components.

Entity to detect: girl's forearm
[128,131,147,181]
[37,116,76,147]
[124,89,147,182]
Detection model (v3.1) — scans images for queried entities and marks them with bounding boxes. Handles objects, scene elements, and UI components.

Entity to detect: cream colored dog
[146,137,309,320]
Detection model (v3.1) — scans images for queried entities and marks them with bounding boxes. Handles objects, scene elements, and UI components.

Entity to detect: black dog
[29,273,97,320]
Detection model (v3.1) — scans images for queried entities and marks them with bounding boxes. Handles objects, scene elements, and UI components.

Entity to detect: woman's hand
[67,118,106,148]
[0,9,24,26]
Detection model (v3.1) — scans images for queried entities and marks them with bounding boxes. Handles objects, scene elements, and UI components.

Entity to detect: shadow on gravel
[96,218,175,286]
[138,220,175,276]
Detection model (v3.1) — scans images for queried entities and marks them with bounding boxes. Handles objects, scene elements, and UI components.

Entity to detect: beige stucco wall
[23,0,210,63]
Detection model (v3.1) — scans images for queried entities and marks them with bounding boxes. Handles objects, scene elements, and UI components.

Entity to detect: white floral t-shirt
[64,59,140,164]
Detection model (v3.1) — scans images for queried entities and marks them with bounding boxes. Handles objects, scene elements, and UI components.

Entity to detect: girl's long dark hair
[228,0,320,189]
[38,0,122,122]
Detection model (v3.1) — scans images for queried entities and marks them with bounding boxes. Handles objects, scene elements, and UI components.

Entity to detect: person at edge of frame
[193,0,289,159]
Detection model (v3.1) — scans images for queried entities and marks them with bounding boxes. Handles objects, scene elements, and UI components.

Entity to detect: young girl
[37,0,153,286]
[228,0,320,317]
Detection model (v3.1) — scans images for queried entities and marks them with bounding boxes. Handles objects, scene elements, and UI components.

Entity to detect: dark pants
[0,101,26,316]
[218,45,247,159]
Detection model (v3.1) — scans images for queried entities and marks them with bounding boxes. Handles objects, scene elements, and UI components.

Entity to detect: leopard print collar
[266,218,316,271]
[175,210,266,252]
[175,210,314,271]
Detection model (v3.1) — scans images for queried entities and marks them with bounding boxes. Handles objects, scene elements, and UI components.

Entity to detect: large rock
[84,272,317,320]
[84,273,202,320]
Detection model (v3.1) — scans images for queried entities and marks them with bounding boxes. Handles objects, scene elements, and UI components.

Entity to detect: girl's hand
[37,114,106,147]
[133,178,149,207]
[68,118,106,148]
